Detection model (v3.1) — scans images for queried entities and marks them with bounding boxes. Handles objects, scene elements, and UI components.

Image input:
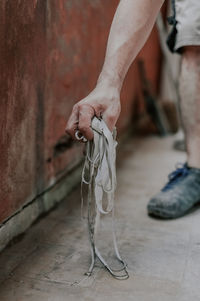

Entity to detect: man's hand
[65,82,121,141]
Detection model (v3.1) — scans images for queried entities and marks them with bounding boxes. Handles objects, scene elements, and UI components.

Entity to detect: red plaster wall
[0,0,161,223]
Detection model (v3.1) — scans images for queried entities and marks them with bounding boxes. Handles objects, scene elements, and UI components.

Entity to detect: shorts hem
[174,35,200,52]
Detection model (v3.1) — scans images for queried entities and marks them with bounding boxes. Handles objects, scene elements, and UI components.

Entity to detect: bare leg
[179,46,200,168]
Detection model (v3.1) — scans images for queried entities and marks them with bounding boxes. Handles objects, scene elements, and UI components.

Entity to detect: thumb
[102,107,120,132]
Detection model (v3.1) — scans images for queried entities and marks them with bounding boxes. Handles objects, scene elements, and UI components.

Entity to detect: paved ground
[1,135,200,301]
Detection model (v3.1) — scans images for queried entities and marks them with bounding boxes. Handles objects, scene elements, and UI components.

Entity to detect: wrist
[97,70,123,93]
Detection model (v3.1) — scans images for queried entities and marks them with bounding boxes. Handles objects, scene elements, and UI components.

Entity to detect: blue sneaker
[147,164,200,219]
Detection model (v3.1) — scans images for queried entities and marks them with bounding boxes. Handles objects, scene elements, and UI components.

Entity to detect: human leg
[147,0,200,219]
[179,46,200,168]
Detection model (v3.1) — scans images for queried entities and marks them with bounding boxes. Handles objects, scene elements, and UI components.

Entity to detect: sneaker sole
[148,201,200,219]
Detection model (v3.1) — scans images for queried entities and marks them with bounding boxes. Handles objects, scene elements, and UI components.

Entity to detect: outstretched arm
[66,0,165,140]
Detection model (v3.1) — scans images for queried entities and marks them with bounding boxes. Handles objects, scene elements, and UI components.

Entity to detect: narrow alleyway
[1,135,200,301]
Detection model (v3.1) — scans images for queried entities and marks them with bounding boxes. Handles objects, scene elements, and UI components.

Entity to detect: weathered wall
[0,0,161,224]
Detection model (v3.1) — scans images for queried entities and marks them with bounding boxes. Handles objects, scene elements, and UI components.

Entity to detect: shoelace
[81,117,129,280]
[162,163,189,192]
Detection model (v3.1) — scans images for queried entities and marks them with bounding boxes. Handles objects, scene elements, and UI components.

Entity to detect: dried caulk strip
[81,117,129,280]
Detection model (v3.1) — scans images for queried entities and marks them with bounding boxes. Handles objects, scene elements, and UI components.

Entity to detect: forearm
[66,0,165,139]
[98,0,165,91]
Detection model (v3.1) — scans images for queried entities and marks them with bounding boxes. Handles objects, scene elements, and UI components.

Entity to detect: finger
[65,105,79,139]
[78,104,95,140]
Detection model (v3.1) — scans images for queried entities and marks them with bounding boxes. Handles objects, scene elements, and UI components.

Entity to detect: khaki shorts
[167,0,200,53]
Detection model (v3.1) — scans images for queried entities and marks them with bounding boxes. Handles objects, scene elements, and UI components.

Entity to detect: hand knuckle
[79,104,87,112]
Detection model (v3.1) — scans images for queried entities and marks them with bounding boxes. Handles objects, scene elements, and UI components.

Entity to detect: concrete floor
[1,135,200,301]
